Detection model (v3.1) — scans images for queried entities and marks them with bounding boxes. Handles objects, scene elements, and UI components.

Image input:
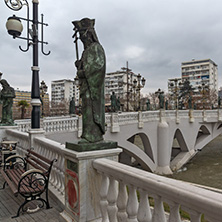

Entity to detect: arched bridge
[16,109,222,175]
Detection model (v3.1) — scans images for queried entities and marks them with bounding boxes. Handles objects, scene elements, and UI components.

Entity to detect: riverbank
[168,135,222,190]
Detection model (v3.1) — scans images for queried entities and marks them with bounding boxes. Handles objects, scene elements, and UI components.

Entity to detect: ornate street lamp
[121,61,132,112]
[133,73,146,111]
[198,83,209,109]
[4,0,50,129]
[170,78,182,109]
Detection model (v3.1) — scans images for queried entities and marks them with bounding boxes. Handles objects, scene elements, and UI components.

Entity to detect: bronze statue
[69,97,76,115]
[159,92,164,109]
[72,18,105,143]
[116,97,121,111]
[146,98,150,111]
[110,91,117,112]
[188,95,193,109]
[0,79,15,125]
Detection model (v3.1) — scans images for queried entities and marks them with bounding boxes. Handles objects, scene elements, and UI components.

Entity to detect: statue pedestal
[66,140,117,152]
[60,144,122,222]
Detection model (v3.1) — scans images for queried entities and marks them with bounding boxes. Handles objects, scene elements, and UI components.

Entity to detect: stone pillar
[111,112,120,133]
[60,148,122,222]
[155,110,172,175]
[189,109,194,123]
[218,109,222,122]
[28,128,45,149]
[176,109,180,124]
[77,115,82,138]
[138,111,144,129]
[202,110,207,122]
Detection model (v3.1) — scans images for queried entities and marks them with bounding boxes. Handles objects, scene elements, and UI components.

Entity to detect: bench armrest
[18,169,47,197]
[5,155,24,162]
[21,169,43,178]
[4,155,26,171]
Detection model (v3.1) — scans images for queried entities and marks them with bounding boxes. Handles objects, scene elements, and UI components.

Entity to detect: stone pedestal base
[66,140,117,152]
[60,145,122,222]
[28,128,45,148]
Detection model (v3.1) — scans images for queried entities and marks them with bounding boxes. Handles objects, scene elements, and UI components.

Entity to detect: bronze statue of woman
[72,18,105,143]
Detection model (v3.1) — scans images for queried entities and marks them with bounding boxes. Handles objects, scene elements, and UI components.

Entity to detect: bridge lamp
[6,15,23,38]
[4,0,50,129]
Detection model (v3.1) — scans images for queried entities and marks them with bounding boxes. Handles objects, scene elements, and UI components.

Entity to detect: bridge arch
[195,125,211,148]
[170,128,189,161]
[119,139,156,172]
[127,133,154,162]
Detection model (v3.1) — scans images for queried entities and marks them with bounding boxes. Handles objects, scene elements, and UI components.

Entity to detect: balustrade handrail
[93,158,222,221]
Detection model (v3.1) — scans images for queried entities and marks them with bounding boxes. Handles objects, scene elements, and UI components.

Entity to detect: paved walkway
[0,175,64,222]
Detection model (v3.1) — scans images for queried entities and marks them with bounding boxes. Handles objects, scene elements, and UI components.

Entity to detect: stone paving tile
[0,174,63,222]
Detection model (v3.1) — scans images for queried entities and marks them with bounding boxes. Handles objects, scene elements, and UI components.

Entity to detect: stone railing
[33,137,65,205]
[15,116,79,133]
[15,110,222,135]
[93,158,222,222]
[6,129,29,157]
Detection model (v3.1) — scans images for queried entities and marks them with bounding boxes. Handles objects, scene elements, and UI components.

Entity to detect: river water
[168,135,222,190]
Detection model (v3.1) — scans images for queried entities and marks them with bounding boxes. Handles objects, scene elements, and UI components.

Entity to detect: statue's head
[72,18,99,45]
[0,79,10,88]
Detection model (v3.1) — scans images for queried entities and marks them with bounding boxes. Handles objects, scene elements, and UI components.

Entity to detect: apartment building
[51,79,79,105]
[181,59,218,92]
[13,90,49,119]
[105,70,139,99]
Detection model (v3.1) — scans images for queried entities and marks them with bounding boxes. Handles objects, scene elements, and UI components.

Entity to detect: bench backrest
[26,149,56,177]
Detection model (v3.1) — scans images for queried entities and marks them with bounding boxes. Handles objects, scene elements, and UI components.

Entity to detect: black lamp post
[133,73,146,111]
[121,61,132,112]
[170,78,182,109]
[4,0,50,129]
[198,83,209,110]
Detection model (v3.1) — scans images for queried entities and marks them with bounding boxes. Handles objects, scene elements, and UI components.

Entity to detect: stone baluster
[152,195,166,222]
[58,156,65,194]
[126,185,138,222]
[107,177,118,222]
[117,181,128,221]
[100,174,109,222]
[183,208,201,222]
[137,189,152,222]
[54,153,62,189]
[168,201,181,222]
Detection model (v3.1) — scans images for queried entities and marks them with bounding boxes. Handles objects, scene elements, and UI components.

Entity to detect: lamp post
[170,78,182,109]
[198,83,209,110]
[121,61,132,112]
[4,0,50,129]
[133,73,146,111]
[74,76,81,114]
[40,80,47,117]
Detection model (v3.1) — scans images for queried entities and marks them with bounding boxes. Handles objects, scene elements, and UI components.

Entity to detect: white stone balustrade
[33,137,66,199]
[93,158,222,222]
[14,110,222,136]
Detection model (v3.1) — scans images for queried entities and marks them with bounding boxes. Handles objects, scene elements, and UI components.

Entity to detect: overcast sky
[0,0,222,96]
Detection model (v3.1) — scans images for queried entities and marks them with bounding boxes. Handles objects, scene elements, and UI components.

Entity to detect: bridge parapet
[93,158,222,222]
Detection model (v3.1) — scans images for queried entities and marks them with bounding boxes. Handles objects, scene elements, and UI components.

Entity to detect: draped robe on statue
[77,42,105,143]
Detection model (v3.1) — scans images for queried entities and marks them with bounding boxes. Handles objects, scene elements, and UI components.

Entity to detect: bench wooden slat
[28,156,50,171]
[26,159,46,173]
[0,168,18,195]
[27,149,52,165]
[6,169,24,186]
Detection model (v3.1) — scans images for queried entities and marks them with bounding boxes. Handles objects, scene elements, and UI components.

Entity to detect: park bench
[0,149,57,218]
